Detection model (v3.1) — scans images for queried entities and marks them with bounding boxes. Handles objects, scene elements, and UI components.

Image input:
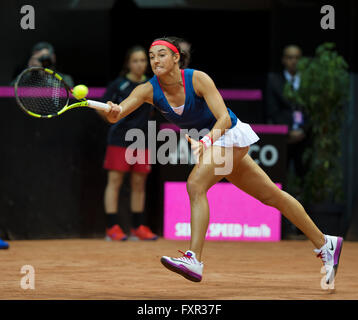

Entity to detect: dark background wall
[1,0,356,86]
[0,0,357,239]
[0,99,109,239]
[0,0,112,86]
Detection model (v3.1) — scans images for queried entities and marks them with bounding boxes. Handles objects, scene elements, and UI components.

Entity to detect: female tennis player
[104,37,343,285]
[101,46,158,241]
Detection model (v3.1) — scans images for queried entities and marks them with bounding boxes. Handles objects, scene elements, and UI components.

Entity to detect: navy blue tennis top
[149,69,237,131]
[102,76,152,147]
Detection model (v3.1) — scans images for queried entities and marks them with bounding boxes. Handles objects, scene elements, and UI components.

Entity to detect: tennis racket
[14,67,110,118]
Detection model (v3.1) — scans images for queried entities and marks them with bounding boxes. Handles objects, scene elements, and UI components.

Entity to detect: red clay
[1,238,357,300]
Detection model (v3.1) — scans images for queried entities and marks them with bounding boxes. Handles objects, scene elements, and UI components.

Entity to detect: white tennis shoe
[161,250,204,282]
[314,235,343,285]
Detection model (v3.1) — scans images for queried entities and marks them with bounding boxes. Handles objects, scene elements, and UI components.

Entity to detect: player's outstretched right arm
[105,82,153,124]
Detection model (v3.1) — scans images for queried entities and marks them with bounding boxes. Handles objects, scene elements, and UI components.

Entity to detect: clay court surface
[1,238,357,300]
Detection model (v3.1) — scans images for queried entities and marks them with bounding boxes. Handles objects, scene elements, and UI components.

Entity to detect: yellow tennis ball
[72,84,88,99]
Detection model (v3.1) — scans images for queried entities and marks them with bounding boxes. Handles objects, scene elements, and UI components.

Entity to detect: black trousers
[283,136,311,236]
[286,137,310,177]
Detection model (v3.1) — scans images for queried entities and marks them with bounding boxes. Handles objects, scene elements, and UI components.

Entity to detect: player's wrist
[199,135,213,150]
[199,140,207,150]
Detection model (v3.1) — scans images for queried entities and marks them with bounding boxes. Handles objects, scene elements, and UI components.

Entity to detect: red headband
[149,40,180,55]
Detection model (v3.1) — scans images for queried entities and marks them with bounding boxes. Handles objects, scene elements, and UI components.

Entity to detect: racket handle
[87,100,110,112]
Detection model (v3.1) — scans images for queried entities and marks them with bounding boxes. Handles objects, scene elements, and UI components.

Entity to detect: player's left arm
[192,70,232,143]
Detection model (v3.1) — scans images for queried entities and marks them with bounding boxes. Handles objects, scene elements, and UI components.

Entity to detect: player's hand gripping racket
[14,67,109,118]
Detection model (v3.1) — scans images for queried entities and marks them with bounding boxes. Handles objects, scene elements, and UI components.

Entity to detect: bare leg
[130,172,148,213]
[226,154,325,249]
[187,146,248,260]
[104,170,125,213]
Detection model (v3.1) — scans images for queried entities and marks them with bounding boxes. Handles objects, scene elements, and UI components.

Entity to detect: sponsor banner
[164,181,281,241]
[157,123,288,183]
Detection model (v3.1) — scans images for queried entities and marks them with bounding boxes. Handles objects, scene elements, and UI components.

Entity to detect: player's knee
[186,178,206,199]
[108,172,124,189]
[130,173,147,192]
[131,179,145,192]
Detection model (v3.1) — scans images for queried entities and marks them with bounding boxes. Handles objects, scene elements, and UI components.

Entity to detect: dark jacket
[265,71,307,131]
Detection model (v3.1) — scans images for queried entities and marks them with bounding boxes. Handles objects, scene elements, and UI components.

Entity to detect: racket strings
[16,69,68,116]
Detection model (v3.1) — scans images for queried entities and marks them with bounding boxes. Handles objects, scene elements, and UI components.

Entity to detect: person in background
[265,44,310,239]
[12,41,74,87]
[100,45,158,241]
[177,38,191,68]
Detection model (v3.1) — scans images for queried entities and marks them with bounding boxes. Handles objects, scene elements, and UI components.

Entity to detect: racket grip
[87,100,110,112]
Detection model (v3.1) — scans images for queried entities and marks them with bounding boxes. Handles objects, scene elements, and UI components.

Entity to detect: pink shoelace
[316,249,328,264]
[177,250,195,263]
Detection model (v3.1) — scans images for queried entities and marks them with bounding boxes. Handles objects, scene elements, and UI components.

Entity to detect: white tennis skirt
[213,119,260,148]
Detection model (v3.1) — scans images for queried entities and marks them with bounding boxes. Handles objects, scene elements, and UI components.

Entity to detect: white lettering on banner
[244,224,271,238]
[248,144,279,167]
[260,145,278,166]
[175,223,191,237]
[208,223,242,237]
[174,223,271,238]
[248,145,260,164]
